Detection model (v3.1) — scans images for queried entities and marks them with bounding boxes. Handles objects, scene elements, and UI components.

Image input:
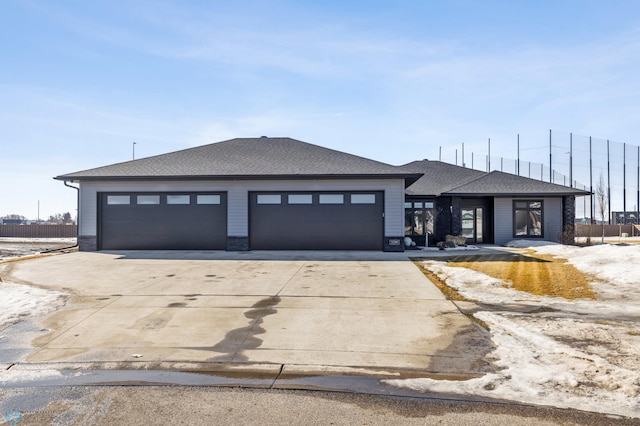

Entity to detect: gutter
[42,180,80,253]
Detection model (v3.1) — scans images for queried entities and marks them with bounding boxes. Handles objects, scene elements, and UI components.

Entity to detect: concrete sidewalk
[1,251,492,378]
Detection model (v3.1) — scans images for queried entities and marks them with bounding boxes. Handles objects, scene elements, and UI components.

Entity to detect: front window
[513,200,543,237]
[404,200,435,237]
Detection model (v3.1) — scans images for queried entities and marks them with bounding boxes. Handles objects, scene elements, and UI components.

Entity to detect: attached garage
[57,137,420,252]
[99,192,227,250]
[249,191,384,250]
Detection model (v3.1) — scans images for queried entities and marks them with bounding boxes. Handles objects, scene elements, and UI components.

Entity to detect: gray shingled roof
[401,160,486,196]
[55,137,422,182]
[446,171,591,196]
[402,160,590,197]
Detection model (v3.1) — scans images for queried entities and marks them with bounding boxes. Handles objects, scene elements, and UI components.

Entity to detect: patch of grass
[433,250,596,300]
[412,260,469,301]
[462,312,490,330]
[412,260,489,330]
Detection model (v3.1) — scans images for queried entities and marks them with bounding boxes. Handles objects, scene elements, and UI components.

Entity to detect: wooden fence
[0,225,77,238]
[575,224,640,238]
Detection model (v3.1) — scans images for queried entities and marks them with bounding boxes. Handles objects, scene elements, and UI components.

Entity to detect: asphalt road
[1,386,637,426]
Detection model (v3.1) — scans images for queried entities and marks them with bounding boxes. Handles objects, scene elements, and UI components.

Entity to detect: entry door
[461,207,484,244]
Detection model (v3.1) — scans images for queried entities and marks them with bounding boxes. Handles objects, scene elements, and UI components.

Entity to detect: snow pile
[1,369,64,383]
[0,281,67,331]
[534,243,640,302]
[387,243,640,418]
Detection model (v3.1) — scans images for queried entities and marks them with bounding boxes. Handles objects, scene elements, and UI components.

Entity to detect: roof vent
[260,136,268,138]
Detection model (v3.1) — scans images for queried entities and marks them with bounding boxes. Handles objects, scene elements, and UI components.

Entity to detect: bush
[445,235,467,246]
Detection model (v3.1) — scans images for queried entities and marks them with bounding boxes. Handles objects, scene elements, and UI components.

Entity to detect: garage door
[99,192,227,250]
[250,191,383,250]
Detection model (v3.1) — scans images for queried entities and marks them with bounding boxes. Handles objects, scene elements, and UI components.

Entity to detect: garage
[99,192,227,250]
[249,191,384,250]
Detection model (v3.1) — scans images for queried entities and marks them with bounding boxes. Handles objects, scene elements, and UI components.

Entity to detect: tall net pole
[590,137,594,224]
[549,129,553,183]
[624,143,627,224]
[517,134,520,176]
[607,140,612,225]
[569,133,573,188]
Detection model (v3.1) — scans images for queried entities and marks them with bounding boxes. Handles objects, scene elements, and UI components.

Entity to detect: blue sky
[2,0,640,218]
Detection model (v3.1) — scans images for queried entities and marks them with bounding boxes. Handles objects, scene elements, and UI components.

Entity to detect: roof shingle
[402,160,590,197]
[56,137,421,182]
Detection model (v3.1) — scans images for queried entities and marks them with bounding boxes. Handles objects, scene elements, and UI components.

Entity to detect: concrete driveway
[2,251,491,379]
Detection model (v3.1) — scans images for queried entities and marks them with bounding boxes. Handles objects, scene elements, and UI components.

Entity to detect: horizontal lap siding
[544,198,562,242]
[383,180,405,236]
[494,197,563,245]
[227,188,248,236]
[494,198,512,245]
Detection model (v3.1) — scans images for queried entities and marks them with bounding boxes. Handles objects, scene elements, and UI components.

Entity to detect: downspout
[42,180,80,252]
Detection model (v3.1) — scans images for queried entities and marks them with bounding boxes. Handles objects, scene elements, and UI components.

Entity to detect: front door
[461,207,484,244]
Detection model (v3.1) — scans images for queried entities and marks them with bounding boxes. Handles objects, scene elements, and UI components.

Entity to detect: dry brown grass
[421,250,596,300]
[413,261,468,301]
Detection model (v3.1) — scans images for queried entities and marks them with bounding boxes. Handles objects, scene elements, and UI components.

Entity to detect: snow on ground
[0,281,68,331]
[0,238,77,261]
[1,368,64,383]
[386,242,640,419]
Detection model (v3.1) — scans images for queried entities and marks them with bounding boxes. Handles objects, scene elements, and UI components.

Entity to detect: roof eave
[55,173,424,184]
[442,191,592,197]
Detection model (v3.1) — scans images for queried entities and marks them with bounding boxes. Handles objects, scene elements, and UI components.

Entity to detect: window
[107,195,130,205]
[137,195,160,205]
[167,195,191,205]
[288,194,312,204]
[404,199,435,237]
[319,194,344,204]
[461,209,475,239]
[197,195,221,205]
[514,200,543,237]
[257,194,281,204]
[351,194,376,204]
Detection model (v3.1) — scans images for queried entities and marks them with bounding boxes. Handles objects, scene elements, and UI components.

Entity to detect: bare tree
[1,214,26,220]
[595,172,608,243]
[47,212,75,225]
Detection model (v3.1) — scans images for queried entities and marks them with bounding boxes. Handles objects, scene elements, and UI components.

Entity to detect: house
[612,211,639,225]
[400,160,590,246]
[55,137,589,252]
[55,137,421,252]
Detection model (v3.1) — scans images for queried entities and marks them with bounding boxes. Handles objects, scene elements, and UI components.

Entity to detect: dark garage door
[99,192,227,250]
[250,191,383,250]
